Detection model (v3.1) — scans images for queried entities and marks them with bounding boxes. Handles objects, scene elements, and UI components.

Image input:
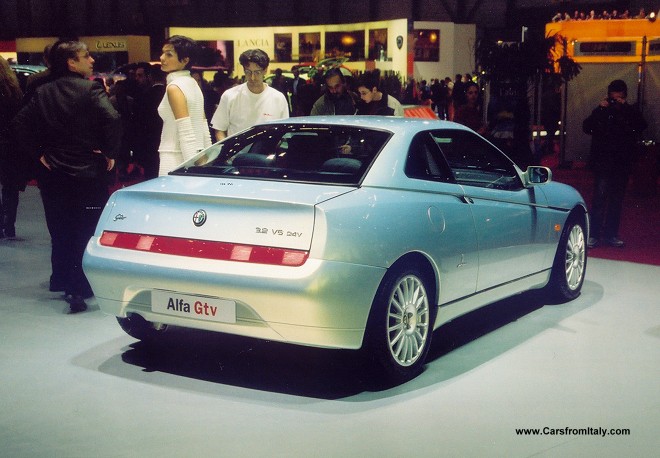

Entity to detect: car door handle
[460,196,474,204]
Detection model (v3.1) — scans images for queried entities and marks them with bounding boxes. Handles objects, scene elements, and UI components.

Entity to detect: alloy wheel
[565,224,586,290]
[386,274,431,367]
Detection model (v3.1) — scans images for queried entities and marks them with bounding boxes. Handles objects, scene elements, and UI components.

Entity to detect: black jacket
[582,101,647,174]
[356,93,396,116]
[12,71,122,178]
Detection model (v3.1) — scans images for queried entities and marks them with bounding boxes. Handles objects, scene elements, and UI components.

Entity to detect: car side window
[431,130,522,190]
[405,133,453,182]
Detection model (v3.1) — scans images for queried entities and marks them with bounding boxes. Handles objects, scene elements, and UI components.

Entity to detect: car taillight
[99,231,309,267]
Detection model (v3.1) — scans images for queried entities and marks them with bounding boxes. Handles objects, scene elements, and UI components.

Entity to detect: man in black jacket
[582,79,647,248]
[131,64,166,180]
[13,40,122,312]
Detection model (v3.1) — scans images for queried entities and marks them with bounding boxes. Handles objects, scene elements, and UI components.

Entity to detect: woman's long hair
[0,56,23,101]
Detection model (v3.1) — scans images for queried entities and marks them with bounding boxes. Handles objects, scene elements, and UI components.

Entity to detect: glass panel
[431,130,522,190]
[405,133,453,182]
[325,31,365,60]
[298,32,321,62]
[174,124,392,185]
[413,29,439,62]
[369,29,388,61]
[274,34,292,62]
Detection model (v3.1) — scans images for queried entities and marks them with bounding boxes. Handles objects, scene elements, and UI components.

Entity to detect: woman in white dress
[157,35,212,176]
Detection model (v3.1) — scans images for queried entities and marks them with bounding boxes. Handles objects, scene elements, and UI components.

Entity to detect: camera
[608,98,618,105]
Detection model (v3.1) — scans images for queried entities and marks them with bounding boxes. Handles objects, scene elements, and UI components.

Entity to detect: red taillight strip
[99,231,309,267]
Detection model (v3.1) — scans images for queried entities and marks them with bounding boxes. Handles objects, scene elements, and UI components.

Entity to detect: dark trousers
[134,148,160,180]
[1,185,19,235]
[0,141,21,236]
[590,168,629,239]
[38,168,109,296]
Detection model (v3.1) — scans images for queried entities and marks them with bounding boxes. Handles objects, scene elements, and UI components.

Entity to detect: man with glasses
[210,49,289,141]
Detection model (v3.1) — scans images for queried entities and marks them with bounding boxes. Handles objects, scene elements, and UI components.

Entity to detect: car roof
[260,115,472,136]
[265,72,309,80]
[10,64,47,73]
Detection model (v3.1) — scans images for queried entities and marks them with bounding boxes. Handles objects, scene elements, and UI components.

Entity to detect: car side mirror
[523,166,552,187]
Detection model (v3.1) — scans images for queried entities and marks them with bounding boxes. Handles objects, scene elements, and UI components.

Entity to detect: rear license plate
[151,290,236,323]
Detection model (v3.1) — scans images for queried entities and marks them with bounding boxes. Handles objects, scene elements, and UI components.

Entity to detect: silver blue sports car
[83,116,588,382]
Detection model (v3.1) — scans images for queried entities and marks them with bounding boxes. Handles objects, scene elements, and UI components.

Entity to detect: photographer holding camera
[583,79,647,248]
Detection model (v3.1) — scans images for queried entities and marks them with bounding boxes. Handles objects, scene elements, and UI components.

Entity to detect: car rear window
[173,124,392,185]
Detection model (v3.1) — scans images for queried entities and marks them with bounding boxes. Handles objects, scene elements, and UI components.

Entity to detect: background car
[10,63,47,92]
[293,57,354,78]
[264,71,308,87]
[83,117,587,383]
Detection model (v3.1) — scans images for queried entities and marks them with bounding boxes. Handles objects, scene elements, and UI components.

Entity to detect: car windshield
[173,123,392,185]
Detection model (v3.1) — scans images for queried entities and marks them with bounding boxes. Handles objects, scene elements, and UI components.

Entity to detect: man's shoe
[587,237,599,248]
[65,294,88,313]
[606,236,625,247]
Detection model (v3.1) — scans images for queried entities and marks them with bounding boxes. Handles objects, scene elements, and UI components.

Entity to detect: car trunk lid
[99,177,354,251]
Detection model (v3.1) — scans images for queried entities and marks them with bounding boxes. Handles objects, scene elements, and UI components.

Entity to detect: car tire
[116,314,168,342]
[364,264,436,383]
[545,213,587,302]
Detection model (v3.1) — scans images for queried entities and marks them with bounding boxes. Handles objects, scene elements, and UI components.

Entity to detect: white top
[210,83,289,137]
[388,95,405,117]
[157,70,212,175]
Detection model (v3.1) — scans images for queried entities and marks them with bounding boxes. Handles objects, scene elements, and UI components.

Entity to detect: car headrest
[321,157,362,173]
[232,153,273,167]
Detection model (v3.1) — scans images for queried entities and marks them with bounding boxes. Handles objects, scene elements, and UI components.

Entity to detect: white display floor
[1,186,658,457]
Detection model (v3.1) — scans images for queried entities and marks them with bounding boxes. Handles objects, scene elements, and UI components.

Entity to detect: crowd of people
[282,70,485,126]
[0,34,648,313]
[551,7,657,22]
[406,73,485,124]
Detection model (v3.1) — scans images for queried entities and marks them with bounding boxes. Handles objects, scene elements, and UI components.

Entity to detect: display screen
[576,41,636,56]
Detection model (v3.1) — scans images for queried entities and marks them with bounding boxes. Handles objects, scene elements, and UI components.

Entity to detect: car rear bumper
[83,240,386,350]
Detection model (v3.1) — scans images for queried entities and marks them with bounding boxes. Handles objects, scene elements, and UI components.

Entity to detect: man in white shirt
[210,49,289,141]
